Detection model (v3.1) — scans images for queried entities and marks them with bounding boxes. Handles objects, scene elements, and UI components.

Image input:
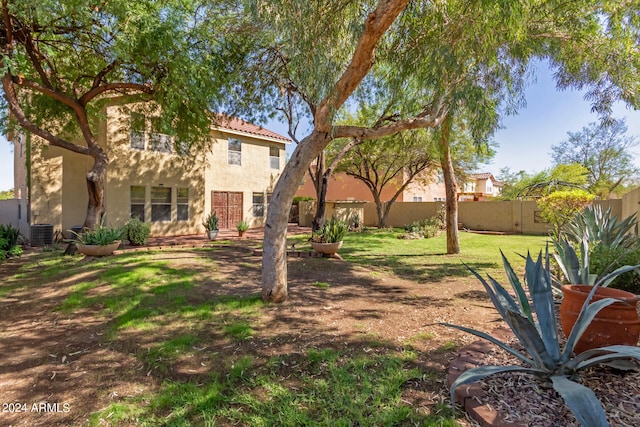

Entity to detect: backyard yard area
[0,230,548,426]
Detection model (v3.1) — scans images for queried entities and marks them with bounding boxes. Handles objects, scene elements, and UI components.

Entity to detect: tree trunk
[439,115,460,254]
[312,173,329,232]
[262,131,331,302]
[83,149,109,229]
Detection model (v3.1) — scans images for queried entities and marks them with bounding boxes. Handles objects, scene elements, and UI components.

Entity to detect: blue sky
[1,62,639,192]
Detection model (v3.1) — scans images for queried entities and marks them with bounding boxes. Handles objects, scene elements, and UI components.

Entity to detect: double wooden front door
[212,191,243,229]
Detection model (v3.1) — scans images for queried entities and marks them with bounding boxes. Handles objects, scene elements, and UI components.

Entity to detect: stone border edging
[446,328,526,427]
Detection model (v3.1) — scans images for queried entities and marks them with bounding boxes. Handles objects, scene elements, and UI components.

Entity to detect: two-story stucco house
[11,104,289,241]
[458,172,503,201]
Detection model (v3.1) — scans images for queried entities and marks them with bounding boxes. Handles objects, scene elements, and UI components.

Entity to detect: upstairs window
[149,117,173,153]
[413,196,423,202]
[228,139,241,165]
[177,188,189,221]
[130,186,146,221]
[130,113,146,150]
[269,146,280,169]
[151,187,172,222]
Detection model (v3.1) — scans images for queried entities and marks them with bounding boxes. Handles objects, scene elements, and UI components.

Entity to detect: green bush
[590,243,640,294]
[124,217,151,246]
[0,224,20,259]
[403,213,444,239]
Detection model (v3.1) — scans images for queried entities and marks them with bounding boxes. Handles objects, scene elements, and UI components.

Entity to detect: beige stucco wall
[22,103,286,238]
[105,105,208,236]
[205,130,284,229]
[298,201,365,227]
[0,199,19,228]
[303,199,623,235]
[622,187,640,232]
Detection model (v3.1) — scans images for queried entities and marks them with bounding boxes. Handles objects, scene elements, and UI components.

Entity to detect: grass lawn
[0,231,548,426]
[289,228,550,281]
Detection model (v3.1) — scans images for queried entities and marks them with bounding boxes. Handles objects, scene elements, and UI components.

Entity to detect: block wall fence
[299,198,627,235]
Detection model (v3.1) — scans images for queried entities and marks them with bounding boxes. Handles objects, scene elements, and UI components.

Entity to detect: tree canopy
[247,0,640,302]
[0,0,251,227]
[551,118,639,198]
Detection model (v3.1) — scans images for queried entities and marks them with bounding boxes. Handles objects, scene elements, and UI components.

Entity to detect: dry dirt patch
[0,246,497,426]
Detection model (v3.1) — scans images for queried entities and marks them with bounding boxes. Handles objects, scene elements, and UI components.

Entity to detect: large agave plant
[563,205,638,249]
[442,249,640,427]
[552,236,640,291]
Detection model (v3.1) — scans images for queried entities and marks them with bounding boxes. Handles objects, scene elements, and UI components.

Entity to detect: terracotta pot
[76,240,121,257]
[560,284,640,353]
[311,241,343,256]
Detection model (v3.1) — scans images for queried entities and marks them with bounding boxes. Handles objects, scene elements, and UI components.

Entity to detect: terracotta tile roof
[214,115,290,143]
[469,172,504,186]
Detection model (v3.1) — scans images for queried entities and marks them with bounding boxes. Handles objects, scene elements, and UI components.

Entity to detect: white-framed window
[464,182,475,193]
[228,138,242,165]
[486,181,493,194]
[151,186,172,222]
[177,188,189,221]
[252,192,265,217]
[149,117,173,153]
[269,146,280,169]
[130,186,146,221]
[130,112,146,150]
[413,196,423,202]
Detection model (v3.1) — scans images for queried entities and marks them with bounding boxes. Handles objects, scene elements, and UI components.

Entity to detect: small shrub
[590,243,640,294]
[403,214,444,239]
[538,189,594,238]
[0,224,21,259]
[236,220,249,232]
[124,217,151,246]
[203,212,219,231]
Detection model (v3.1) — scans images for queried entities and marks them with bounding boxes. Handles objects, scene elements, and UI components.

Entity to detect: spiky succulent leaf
[550,375,609,427]
[504,310,556,369]
[465,264,520,321]
[553,237,582,284]
[526,251,560,362]
[440,323,534,366]
[449,365,537,406]
[595,264,640,288]
[561,297,620,363]
[573,345,640,370]
[501,250,533,322]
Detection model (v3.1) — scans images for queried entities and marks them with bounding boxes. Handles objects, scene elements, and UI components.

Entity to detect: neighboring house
[458,172,503,201]
[11,105,289,240]
[296,169,448,203]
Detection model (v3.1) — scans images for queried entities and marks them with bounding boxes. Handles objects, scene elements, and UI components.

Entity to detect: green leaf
[440,323,534,366]
[550,375,609,427]
[501,250,532,321]
[595,264,640,288]
[562,297,619,362]
[526,251,560,362]
[449,365,535,406]
[574,345,640,370]
[504,311,556,369]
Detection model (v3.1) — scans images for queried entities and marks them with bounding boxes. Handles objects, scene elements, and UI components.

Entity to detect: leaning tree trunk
[439,115,459,254]
[83,148,109,229]
[262,131,331,302]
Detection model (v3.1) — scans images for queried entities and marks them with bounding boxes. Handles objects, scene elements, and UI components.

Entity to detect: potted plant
[553,236,640,353]
[71,224,123,256]
[236,220,249,238]
[203,212,219,240]
[310,217,347,256]
[442,249,640,427]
